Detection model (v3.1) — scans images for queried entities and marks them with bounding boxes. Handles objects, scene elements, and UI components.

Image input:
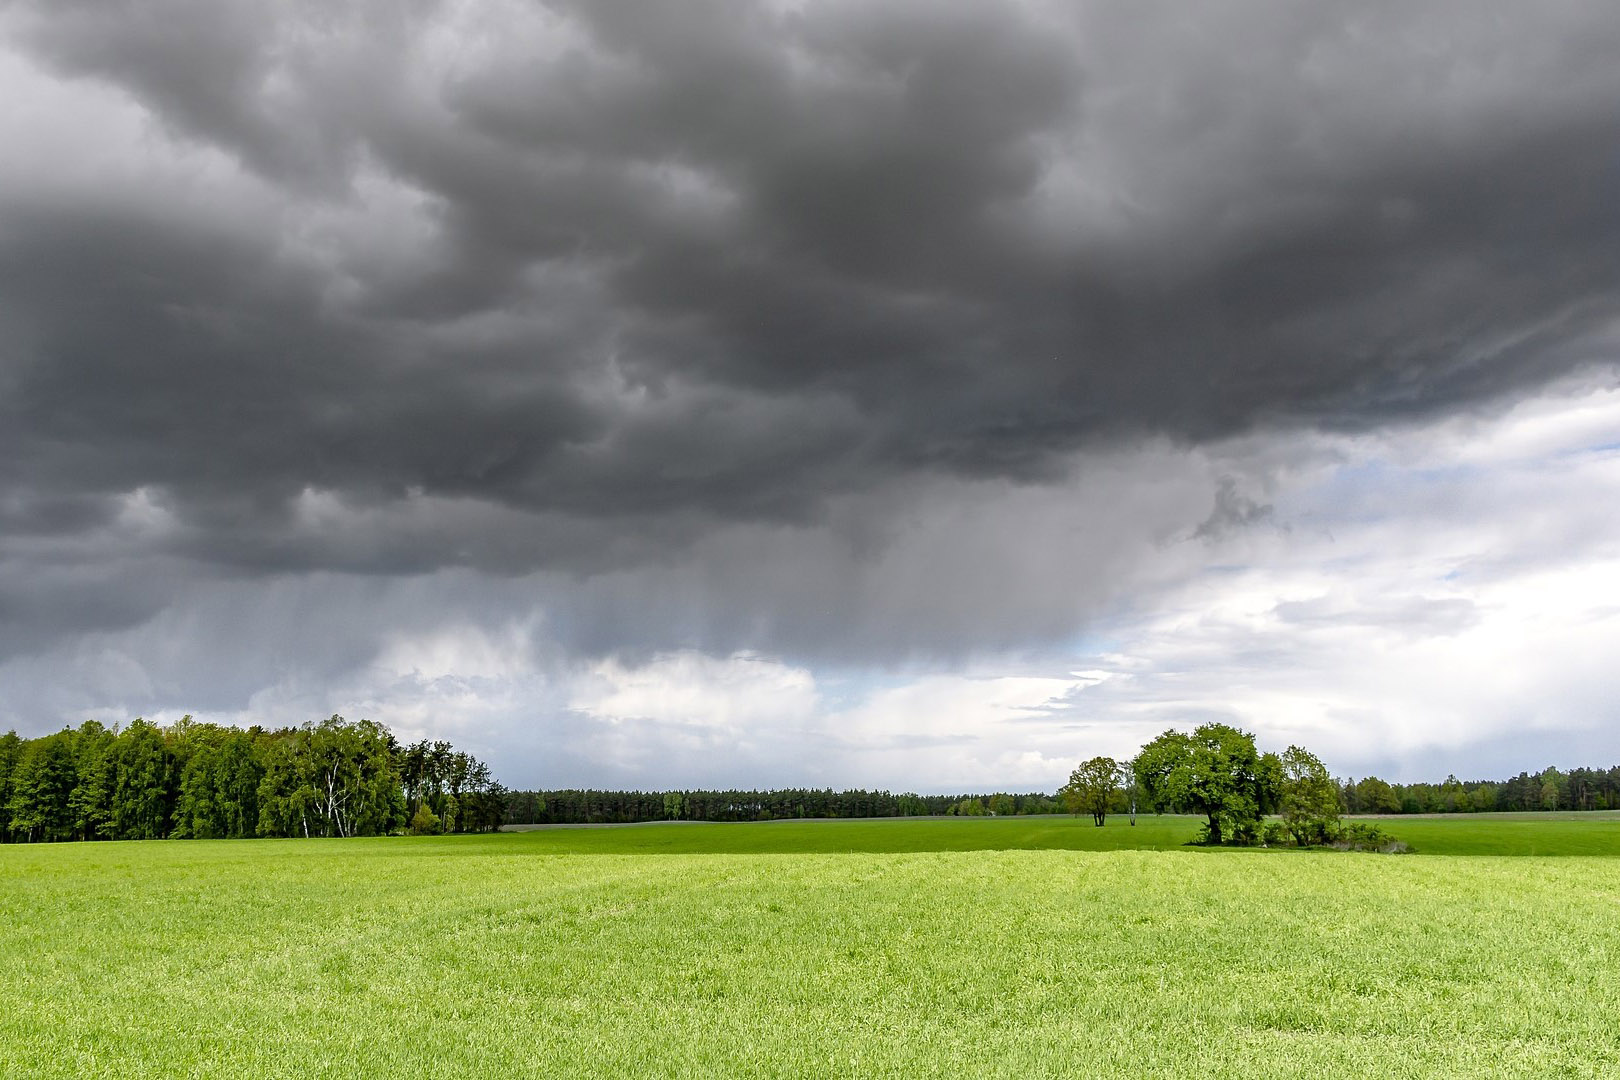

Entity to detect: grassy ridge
[3,814,1618,1077]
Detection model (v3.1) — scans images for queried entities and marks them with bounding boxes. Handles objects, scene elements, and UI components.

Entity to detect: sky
[2,0,1619,791]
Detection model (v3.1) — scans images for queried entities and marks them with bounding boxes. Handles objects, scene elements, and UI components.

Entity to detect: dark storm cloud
[3,0,1620,639]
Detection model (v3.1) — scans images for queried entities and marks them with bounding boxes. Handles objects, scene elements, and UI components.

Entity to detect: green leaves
[0,715,496,844]
[1280,745,1340,846]
[1060,756,1122,825]
[1132,723,1271,845]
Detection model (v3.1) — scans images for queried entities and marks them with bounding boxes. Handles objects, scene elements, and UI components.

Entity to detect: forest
[1337,768,1620,813]
[503,788,1061,825]
[0,715,505,843]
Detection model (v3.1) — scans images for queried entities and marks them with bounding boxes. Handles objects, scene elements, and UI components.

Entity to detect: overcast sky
[3,1,1619,790]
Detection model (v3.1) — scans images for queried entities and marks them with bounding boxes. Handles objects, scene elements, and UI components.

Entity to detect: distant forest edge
[2,716,1618,844]
[0,716,505,844]
[504,789,1063,825]
[1338,767,1620,815]
[507,764,1620,827]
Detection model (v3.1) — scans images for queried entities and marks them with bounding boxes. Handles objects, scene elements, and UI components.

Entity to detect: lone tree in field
[1062,756,1121,826]
[1279,745,1341,845]
[1133,723,1281,845]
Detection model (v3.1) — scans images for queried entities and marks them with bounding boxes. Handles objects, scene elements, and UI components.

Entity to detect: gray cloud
[1193,477,1272,539]
[2,2,1620,773]
[1272,595,1479,637]
[5,5,1619,551]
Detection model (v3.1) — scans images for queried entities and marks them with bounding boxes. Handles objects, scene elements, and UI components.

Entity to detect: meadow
[3,813,1618,1077]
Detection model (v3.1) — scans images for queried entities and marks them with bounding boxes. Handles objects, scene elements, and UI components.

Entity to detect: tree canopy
[1279,745,1340,846]
[1338,766,1620,814]
[1133,723,1281,845]
[0,716,503,843]
[503,788,1061,825]
[1061,756,1121,826]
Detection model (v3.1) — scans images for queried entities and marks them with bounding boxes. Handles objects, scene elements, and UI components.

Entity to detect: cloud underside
[5,1,1620,561]
[6,384,1619,786]
[1,2,1618,783]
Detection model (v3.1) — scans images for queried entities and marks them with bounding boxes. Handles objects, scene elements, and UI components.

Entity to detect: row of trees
[1341,767,1620,814]
[397,739,505,835]
[0,716,504,843]
[1061,724,1347,847]
[11,711,1611,845]
[503,787,1062,825]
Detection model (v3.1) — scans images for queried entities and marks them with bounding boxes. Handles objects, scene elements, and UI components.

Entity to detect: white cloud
[570,650,818,732]
[1056,380,1620,781]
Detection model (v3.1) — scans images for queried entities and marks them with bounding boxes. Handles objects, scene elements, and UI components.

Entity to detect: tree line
[1339,767,1620,814]
[8,711,1612,845]
[0,715,505,843]
[504,787,1062,825]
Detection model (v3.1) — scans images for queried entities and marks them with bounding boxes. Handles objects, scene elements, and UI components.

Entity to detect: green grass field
[496,810,1620,857]
[4,814,1619,1077]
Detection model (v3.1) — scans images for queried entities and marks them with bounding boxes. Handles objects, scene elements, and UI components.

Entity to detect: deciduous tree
[1134,724,1275,845]
[1061,756,1121,826]
[1354,776,1401,815]
[1279,745,1340,845]
[112,719,174,840]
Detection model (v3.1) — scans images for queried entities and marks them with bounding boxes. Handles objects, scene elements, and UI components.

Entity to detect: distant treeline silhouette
[1339,767,1620,814]
[509,765,1620,827]
[0,715,504,843]
[504,788,1061,824]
